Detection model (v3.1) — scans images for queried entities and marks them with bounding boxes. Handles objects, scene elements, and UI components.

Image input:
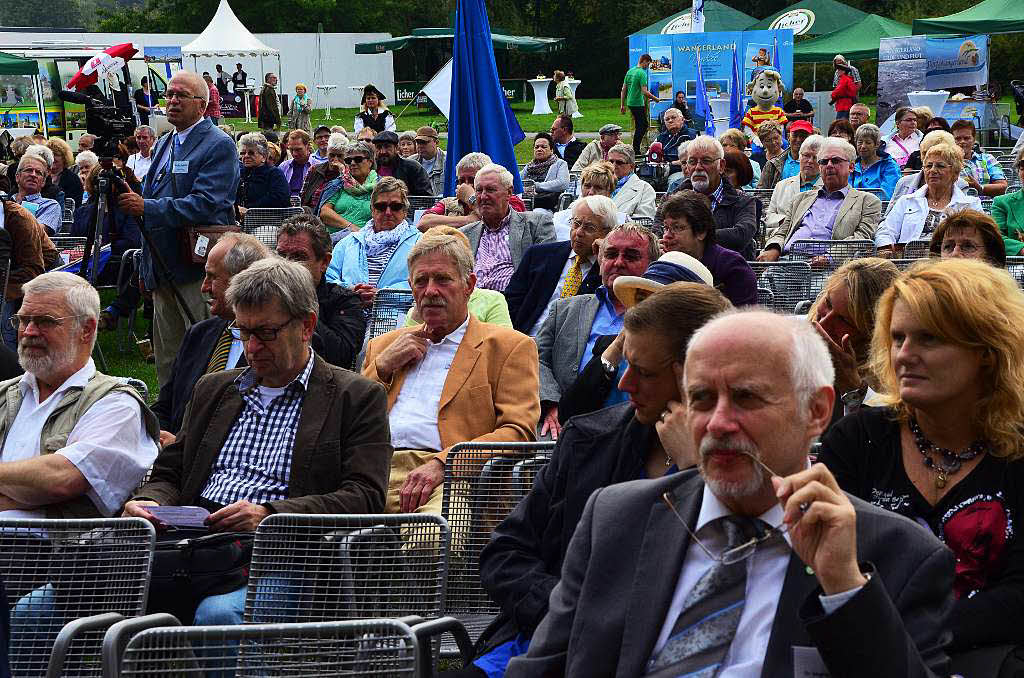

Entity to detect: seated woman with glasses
[606,144,656,218]
[235,132,290,218]
[318,140,378,239]
[300,133,345,211]
[874,143,982,256]
[991,152,1024,257]
[325,176,421,307]
[818,258,1024,656]
[927,209,1006,266]
[520,132,569,213]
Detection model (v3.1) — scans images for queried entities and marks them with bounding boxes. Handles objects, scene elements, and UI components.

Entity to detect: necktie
[206,327,234,374]
[645,515,759,678]
[560,257,584,298]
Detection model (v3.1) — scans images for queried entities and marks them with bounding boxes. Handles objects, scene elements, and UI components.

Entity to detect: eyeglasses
[414,138,434,145]
[9,314,82,331]
[343,156,368,165]
[569,218,603,234]
[686,157,718,168]
[662,222,693,235]
[609,159,631,166]
[17,167,45,177]
[228,318,296,342]
[817,157,848,166]
[661,451,793,564]
[373,201,406,213]
[165,90,204,101]
[941,240,980,254]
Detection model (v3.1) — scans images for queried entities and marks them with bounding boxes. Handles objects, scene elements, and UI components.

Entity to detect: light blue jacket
[852,150,902,200]
[325,225,422,289]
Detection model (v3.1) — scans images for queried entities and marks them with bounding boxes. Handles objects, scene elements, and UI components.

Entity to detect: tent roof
[0,50,38,76]
[182,0,278,57]
[355,28,563,54]
[632,1,759,34]
[793,14,912,62]
[747,0,869,36]
[913,0,1024,34]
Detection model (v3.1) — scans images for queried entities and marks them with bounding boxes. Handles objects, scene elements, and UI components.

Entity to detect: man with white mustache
[509,310,955,677]
[0,272,158,520]
[364,230,540,515]
[670,136,758,260]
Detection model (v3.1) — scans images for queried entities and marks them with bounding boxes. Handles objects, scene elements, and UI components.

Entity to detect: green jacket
[991,190,1024,256]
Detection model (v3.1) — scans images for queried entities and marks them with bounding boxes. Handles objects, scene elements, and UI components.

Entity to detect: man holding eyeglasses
[758,138,881,262]
[126,257,392,626]
[418,153,528,232]
[508,310,954,678]
[0,271,158,521]
[117,70,239,391]
[150,233,268,446]
[670,136,758,260]
[504,195,611,336]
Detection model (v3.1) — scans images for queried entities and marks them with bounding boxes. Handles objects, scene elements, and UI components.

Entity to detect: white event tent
[181,0,281,84]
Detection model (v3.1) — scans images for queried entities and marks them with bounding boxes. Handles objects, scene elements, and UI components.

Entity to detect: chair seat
[439,613,495,657]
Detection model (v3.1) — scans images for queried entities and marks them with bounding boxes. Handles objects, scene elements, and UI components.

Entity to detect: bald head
[167,71,209,130]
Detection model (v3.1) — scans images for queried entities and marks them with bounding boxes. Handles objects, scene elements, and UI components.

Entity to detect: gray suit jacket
[461,209,556,268]
[535,294,600,403]
[507,470,954,678]
[766,186,881,252]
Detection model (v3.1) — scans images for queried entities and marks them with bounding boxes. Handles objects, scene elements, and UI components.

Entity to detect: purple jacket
[701,243,757,307]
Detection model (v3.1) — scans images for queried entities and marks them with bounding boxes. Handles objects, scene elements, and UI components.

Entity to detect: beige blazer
[765,186,881,251]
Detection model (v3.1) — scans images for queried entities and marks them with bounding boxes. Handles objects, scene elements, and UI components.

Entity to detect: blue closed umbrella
[443,0,526,196]
[695,47,715,137]
[729,47,743,129]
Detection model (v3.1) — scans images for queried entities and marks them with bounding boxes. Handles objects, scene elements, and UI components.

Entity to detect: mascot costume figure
[741,68,788,147]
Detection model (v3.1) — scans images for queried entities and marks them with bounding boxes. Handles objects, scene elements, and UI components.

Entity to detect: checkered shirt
[200,352,315,506]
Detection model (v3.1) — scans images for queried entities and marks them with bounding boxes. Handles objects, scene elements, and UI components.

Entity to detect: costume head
[750,69,784,112]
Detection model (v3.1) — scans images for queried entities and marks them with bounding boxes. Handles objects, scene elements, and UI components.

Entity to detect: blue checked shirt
[709,179,726,210]
[200,352,315,506]
[963,151,1005,185]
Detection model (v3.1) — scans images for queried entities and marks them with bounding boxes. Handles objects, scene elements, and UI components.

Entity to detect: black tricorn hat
[361,83,386,103]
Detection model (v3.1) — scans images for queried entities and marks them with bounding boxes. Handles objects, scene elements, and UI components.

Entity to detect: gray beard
[18,341,77,385]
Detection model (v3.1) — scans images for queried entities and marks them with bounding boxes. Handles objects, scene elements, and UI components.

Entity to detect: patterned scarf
[343,168,378,196]
[362,219,410,258]
[524,154,558,183]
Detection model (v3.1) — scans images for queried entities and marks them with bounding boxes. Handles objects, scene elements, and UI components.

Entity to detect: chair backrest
[748,261,814,314]
[787,239,876,299]
[246,514,449,624]
[117,619,418,677]
[365,288,415,342]
[521,196,534,210]
[440,442,555,617]
[241,206,304,248]
[64,197,76,212]
[903,239,932,259]
[756,286,774,308]
[629,215,662,238]
[0,517,155,677]
[50,236,88,265]
[1006,256,1024,289]
[407,195,440,212]
[556,192,574,212]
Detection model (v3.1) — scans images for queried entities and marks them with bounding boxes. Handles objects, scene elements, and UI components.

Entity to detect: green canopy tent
[355,28,564,54]
[913,0,1024,34]
[632,1,758,34]
[0,51,48,138]
[747,0,869,36]
[794,15,912,62]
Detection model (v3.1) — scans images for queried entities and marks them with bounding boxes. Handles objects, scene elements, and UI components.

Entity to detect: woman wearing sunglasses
[318,140,379,236]
[325,176,421,307]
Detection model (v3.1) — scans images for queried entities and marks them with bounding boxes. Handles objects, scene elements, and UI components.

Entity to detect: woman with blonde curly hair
[45,136,83,208]
[819,257,1024,653]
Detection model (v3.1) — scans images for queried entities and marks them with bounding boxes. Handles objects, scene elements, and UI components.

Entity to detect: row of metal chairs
[0,442,554,677]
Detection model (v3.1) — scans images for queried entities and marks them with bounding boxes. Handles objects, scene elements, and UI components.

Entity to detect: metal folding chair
[756,287,774,308]
[245,514,450,625]
[556,192,574,212]
[115,249,142,352]
[64,197,76,213]
[748,261,814,314]
[890,258,922,271]
[903,239,932,259]
[289,195,301,207]
[0,517,155,678]
[241,207,304,248]
[1006,256,1024,289]
[630,215,662,238]
[50,236,88,267]
[440,442,555,655]
[787,239,876,298]
[365,288,415,342]
[408,196,441,212]
[110,619,419,678]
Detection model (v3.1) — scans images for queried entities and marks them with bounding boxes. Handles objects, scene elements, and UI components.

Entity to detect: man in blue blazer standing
[118,70,239,388]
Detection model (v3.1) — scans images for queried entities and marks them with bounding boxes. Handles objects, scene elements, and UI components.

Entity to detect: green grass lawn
[96,289,158,403]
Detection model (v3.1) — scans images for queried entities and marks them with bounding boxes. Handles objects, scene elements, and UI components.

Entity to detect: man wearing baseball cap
[410,126,445,196]
[571,124,624,172]
[371,130,434,196]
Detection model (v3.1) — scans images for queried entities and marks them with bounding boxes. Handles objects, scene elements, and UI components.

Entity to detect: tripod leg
[92,339,109,373]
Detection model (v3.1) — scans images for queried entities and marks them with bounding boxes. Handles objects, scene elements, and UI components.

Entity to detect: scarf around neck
[362,219,410,257]
[344,168,378,196]
[525,154,557,182]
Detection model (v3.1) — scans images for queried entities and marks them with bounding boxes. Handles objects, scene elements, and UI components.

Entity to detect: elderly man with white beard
[0,272,159,520]
[669,136,758,260]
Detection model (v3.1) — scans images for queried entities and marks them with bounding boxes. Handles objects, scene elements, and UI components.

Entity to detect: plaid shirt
[200,352,315,506]
[474,210,516,292]
[709,180,726,211]
[963,151,1005,185]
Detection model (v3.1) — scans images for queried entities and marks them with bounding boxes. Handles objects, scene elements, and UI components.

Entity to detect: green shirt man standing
[620,54,660,155]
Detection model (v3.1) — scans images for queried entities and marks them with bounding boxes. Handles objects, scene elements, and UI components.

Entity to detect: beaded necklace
[909,416,986,489]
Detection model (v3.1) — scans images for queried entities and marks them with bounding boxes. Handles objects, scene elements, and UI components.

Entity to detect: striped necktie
[560,256,584,298]
[645,515,759,678]
[206,327,234,374]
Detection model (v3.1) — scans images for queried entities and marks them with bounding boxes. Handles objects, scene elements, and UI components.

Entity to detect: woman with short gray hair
[852,123,901,199]
[606,144,656,218]
[236,133,290,216]
[319,140,379,236]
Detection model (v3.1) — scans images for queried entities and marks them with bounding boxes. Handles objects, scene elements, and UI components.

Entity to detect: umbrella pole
[813,62,816,92]
[33,75,47,139]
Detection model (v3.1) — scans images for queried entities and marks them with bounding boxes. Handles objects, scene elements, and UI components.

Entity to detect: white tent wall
[0,31,394,110]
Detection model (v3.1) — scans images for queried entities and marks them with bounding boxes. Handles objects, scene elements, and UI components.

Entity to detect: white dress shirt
[528,251,594,336]
[651,485,861,676]
[0,360,158,519]
[388,317,469,452]
[153,117,204,180]
[127,152,153,181]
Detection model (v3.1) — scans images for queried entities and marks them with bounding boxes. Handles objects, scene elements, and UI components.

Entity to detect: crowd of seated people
[7,82,1024,678]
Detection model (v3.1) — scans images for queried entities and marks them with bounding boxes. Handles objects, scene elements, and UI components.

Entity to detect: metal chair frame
[748,261,815,314]
[241,206,305,248]
[903,239,932,259]
[408,195,441,212]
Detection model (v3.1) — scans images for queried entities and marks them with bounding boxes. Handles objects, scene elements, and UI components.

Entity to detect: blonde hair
[45,137,73,168]
[580,161,616,194]
[756,120,783,140]
[295,82,307,93]
[422,225,472,254]
[920,130,956,157]
[869,258,1024,460]
[553,70,565,82]
[718,128,747,150]
[923,142,964,175]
